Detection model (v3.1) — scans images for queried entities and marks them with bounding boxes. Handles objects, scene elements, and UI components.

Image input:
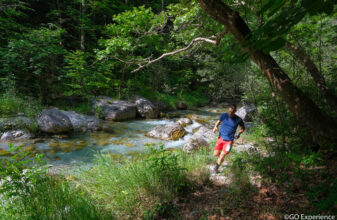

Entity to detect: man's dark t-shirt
[219,113,244,141]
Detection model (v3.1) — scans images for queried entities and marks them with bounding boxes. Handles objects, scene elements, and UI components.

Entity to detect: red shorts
[214,136,233,152]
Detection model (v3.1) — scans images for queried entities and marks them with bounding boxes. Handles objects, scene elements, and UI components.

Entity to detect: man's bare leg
[213,150,229,173]
[217,151,229,166]
[213,150,221,157]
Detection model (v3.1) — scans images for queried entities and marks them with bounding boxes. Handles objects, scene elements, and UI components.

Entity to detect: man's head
[228,104,237,117]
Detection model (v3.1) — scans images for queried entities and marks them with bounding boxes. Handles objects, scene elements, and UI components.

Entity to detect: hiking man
[212,105,245,173]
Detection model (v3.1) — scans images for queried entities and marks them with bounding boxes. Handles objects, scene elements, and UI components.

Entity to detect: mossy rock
[0,148,12,156]
[59,141,75,149]
[171,129,187,141]
[48,149,57,155]
[125,143,135,147]
[192,126,201,134]
[110,140,125,145]
[195,118,209,125]
[97,139,110,146]
[24,145,36,152]
[143,143,156,147]
[48,140,60,148]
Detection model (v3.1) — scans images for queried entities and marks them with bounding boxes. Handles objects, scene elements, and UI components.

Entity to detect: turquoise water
[0,107,225,166]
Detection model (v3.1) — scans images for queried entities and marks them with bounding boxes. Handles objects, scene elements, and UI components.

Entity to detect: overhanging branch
[130,29,228,73]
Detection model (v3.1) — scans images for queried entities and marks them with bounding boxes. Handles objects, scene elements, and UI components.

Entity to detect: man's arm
[213,120,221,133]
[235,120,245,139]
[238,125,245,135]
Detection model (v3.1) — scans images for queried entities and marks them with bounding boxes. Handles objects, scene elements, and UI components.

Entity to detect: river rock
[193,126,214,141]
[0,130,34,141]
[182,126,215,153]
[0,116,35,131]
[176,118,192,127]
[92,96,137,121]
[131,96,159,119]
[235,143,256,153]
[38,109,73,133]
[146,122,187,140]
[236,103,256,121]
[182,138,208,153]
[176,101,187,110]
[62,111,103,132]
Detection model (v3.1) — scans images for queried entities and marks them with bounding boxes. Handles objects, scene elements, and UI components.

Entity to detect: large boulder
[182,126,215,153]
[38,109,73,134]
[92,96,137,121]
[146,122,187,141]
[236,103,256,121]
[1,130,34,141]
[61,111,104,132]
[131,96,159,119]
[176,101,187,110]
[38,108,106,134]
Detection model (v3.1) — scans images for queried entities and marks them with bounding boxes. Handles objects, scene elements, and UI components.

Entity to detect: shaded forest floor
[176,138,337,219]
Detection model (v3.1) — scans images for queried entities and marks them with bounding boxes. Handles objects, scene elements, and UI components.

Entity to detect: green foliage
[0,0,31,47]
[1,25,66,101]
[308,178,337,213]
[0,144,112,219]
[252,0,337,52]
[64,50,114,97]
[0,89,44,117]
[76,146,212,218]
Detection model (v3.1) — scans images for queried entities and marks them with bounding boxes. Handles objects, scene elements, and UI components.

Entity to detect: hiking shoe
[212,166,218,174]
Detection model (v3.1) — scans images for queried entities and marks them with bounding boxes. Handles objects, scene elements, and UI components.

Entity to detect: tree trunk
[196,0,337,147]
[80,0,85,51]
[285,41,337,113]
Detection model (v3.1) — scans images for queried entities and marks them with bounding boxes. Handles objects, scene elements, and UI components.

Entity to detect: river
[0,107,225,167]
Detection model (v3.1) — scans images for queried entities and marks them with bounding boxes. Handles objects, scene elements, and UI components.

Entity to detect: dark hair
[228,104,237,111]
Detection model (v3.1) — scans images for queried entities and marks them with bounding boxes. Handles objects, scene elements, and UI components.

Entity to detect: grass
[75,146,214,219]
[0,90,44,118]
[0,145,112,220]
[0,176,112,220]
[0,145,214,220]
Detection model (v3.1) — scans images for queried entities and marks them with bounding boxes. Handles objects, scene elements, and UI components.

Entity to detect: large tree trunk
[285,41,337,114]
[196,0,337,147]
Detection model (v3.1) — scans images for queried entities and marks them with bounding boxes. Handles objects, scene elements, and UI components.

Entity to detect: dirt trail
[176,138,317,220]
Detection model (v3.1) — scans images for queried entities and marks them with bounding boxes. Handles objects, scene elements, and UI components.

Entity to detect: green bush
[0,90,44,117]
[0,144,111,220]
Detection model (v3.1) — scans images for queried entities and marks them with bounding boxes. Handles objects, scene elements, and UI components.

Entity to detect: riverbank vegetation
[0,144,214,219]
[1,132,336,219]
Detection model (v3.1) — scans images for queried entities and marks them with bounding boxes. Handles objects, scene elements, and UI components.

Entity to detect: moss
[125,143,135,147]
[171,129,187,141]
[48,140,60,148]
[24,145,36,152]
[0,148,12,156]
[193,127,201,134]
[97,139,110,146]
[143,143,156,147]
[195,118,209,125]
[186,114,199,120]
